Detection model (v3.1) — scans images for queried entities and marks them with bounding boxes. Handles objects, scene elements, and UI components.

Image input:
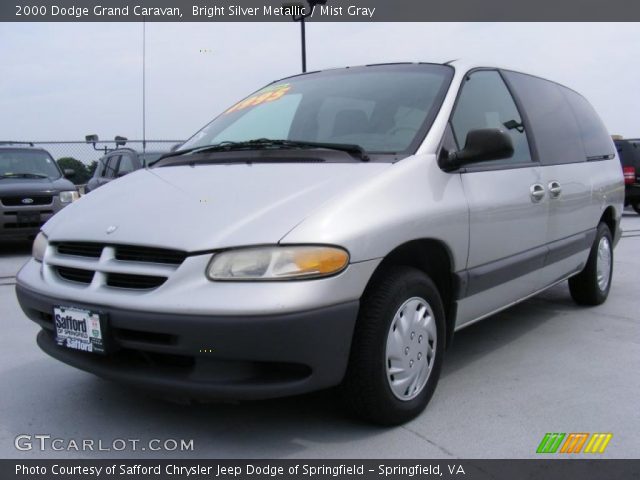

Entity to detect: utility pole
[288,0,327,73]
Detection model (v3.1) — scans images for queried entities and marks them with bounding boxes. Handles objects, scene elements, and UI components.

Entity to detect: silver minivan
[16,61,623,425]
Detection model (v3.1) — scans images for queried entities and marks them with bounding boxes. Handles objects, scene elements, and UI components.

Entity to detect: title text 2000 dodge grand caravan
[16,62,623,425]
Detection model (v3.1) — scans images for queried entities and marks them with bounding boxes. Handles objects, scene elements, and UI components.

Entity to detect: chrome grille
[46,243,186,291]
[106,272,167,290]
[55,242,186,265]
[56,242,102,258]
[115,245,186,265]
[56,267,94,284]
[1,195,53,207]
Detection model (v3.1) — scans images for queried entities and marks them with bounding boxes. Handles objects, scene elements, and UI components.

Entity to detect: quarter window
[452,70,532,166]
[562,89,615,160]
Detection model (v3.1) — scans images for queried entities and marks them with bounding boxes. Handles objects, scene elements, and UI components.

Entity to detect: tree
[56,157,90,185]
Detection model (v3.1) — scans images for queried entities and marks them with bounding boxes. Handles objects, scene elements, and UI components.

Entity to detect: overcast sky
[1,22,639,141]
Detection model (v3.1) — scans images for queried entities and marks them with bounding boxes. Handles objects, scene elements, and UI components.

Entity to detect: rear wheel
[568,223,613,305]
[632,201,640,215]
[342,266,445,425]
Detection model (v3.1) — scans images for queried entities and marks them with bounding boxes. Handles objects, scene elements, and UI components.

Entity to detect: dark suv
[614,138,640,214]
[0,143,78,240]
[85,149,165,193]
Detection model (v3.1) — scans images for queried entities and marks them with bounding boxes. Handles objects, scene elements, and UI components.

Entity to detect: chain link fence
[7,140,184,165]
[1,140,184,189]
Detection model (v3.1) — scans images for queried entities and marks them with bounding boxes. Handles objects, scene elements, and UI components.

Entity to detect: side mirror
[64,168,76,178]
[115,135,127,147]
[441,128,514,171]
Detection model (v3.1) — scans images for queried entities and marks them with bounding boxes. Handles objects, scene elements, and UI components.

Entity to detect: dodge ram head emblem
[106,225,118,234]
[21,198,34,204]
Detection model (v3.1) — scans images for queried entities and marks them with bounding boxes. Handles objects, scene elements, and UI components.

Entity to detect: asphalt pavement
[1,212,638,459]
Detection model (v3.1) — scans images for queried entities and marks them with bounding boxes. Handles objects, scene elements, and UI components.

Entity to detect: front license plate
[16,211,40,226]
[54,306,106,354]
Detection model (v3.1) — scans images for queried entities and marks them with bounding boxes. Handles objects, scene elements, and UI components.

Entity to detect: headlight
[32,232,48,262]
[207,245,349,281]
[59,190,80,203]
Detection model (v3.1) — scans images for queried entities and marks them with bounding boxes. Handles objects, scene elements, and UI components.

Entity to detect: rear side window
[451,70,532,165]
[96,158,106,177]
[503,71,584,165]
[118,155,135,175]
[504,71,615,164]
[103,155,120,178]
[562,89,615,160]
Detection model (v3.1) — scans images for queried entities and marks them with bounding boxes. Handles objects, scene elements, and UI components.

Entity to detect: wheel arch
[599,206,617,238]
[363,238,459,349]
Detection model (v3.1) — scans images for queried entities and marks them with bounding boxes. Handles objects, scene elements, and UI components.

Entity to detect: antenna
[142,20,147,154]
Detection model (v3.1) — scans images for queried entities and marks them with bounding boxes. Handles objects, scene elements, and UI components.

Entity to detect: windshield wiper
[260,139,370,161]
[157,138,370,162]
[0,173,49,179]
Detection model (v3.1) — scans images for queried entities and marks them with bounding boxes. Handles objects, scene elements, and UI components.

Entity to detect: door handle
[548,181,562,198]
[530,183,545,202]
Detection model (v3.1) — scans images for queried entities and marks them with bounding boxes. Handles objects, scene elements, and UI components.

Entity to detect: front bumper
[0,198,61,239]
[16,285,360,400]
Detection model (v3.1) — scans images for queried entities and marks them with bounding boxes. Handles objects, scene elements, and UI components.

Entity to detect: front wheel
[342,266,445,425]
[632,201,640,215]
[568,223,613,305]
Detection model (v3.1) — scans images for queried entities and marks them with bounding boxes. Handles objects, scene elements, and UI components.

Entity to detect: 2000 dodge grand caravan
[16,62,623,425]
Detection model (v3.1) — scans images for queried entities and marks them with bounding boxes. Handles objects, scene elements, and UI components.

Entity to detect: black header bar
[5,0,640,21]
[3,459,640,480]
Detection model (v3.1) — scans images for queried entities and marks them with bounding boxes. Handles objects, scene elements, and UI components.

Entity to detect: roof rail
[109,147,137,154]
[0,141,35,147]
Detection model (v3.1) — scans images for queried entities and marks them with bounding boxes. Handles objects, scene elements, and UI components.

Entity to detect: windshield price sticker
[225,84,292,114]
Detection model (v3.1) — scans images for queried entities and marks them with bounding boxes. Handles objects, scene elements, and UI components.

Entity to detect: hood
[43,162,391,251]
[0,177,75,195]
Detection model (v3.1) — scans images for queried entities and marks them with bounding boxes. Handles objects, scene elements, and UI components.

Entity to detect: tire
[568,223,613,306]
[342,266,445,425]
[632,202,640,215]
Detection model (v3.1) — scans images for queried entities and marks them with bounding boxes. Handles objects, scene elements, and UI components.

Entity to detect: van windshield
[179,64,453,156]
[0,150,61,180]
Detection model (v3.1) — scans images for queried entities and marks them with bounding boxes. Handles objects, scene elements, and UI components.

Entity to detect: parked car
[614,138,640,214]
[0,143,78,241]
[16,62,623,425]
[85,149,165,193]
